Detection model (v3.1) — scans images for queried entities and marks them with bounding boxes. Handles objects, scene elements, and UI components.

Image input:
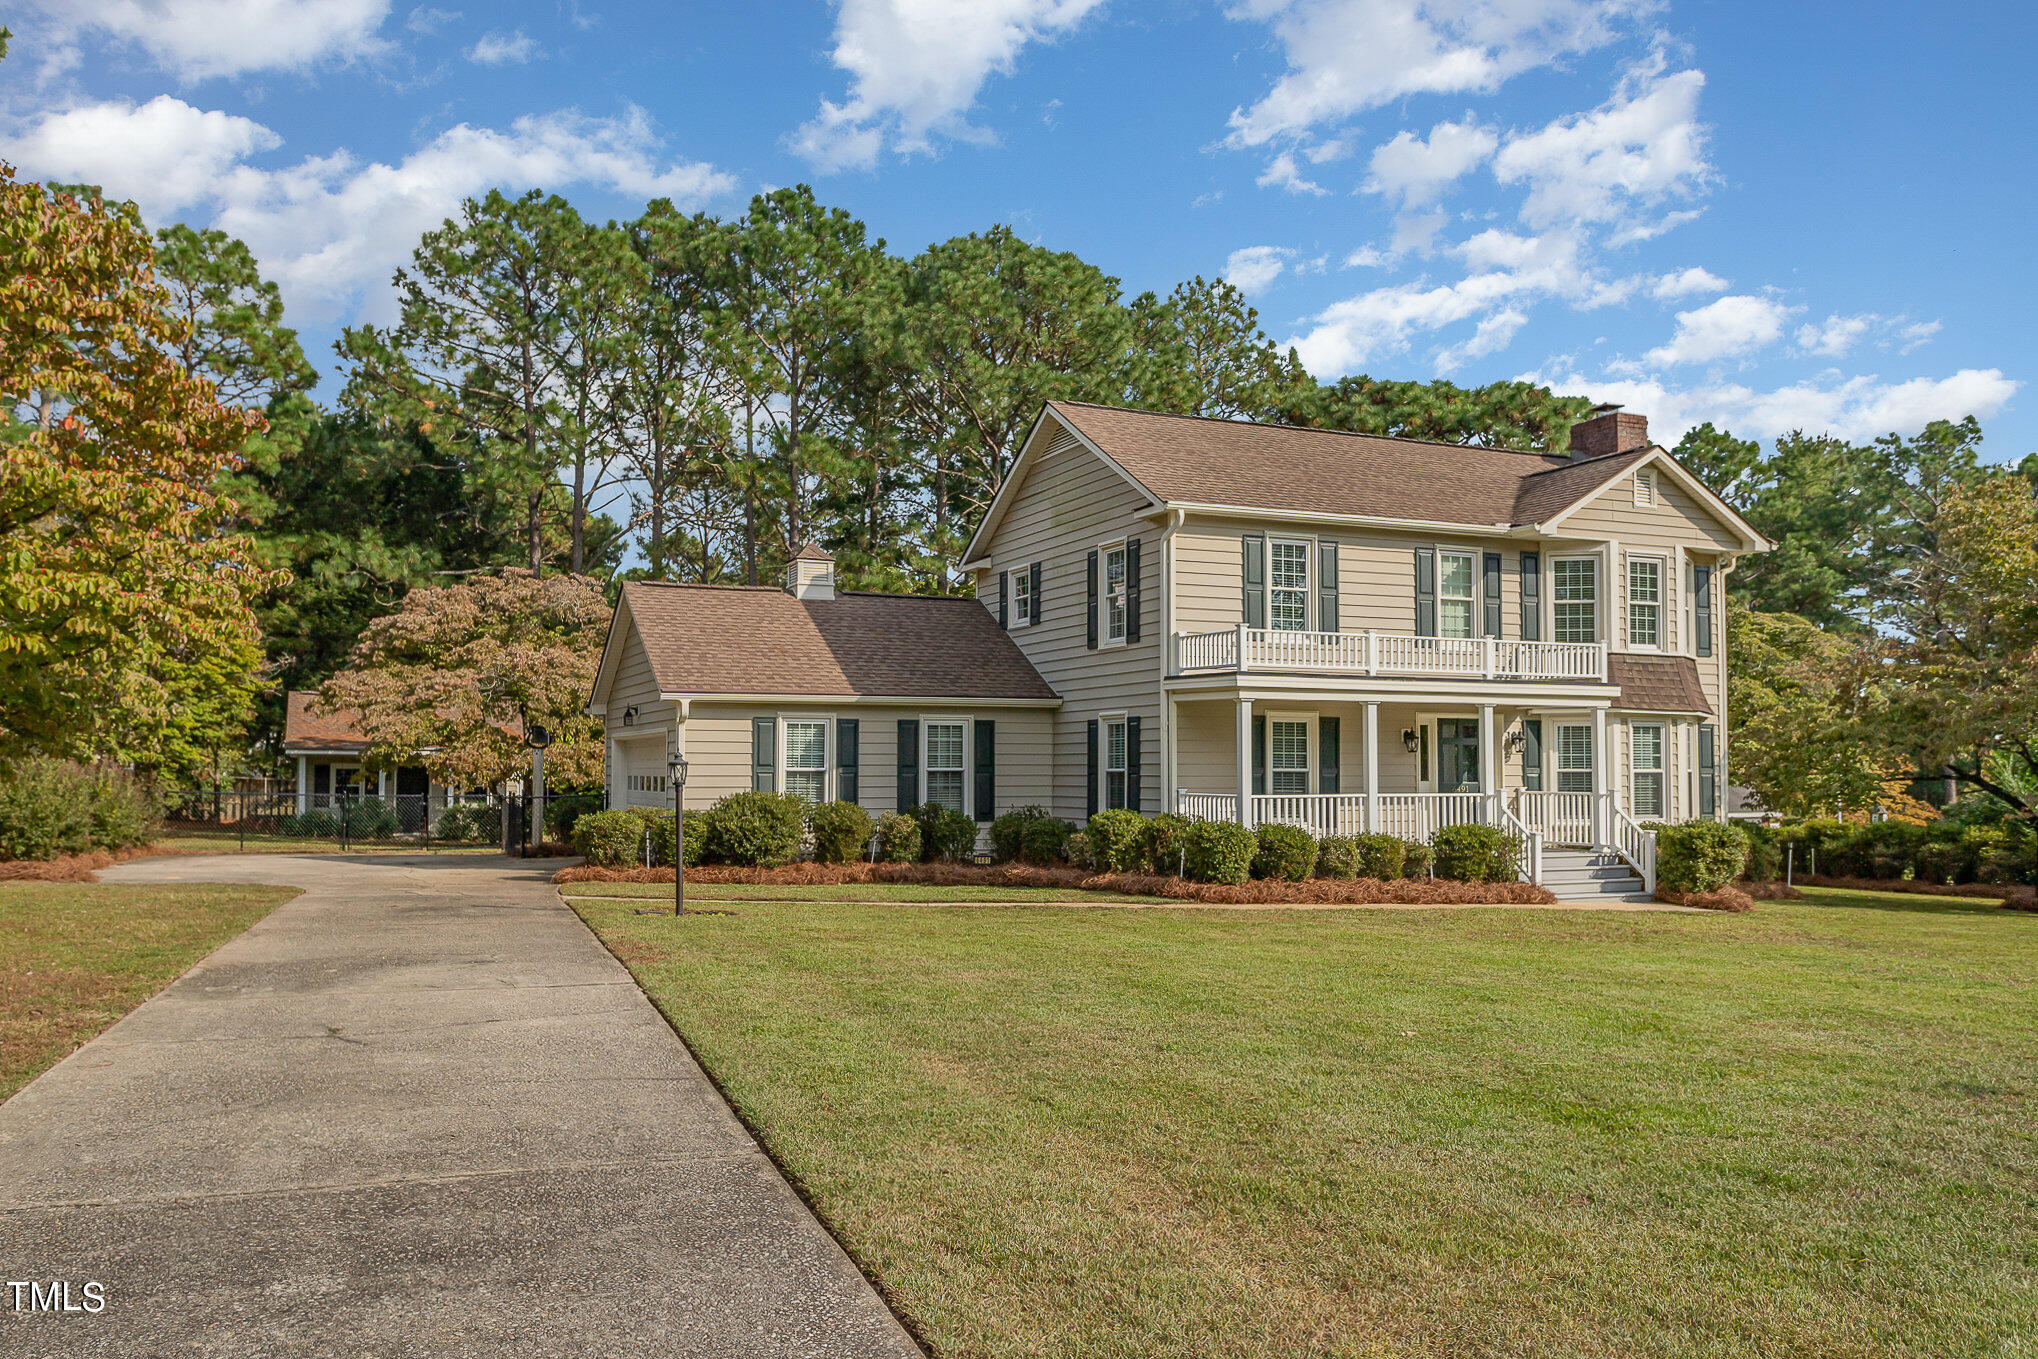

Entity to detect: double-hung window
[1104,543,1128,643]
[1628,558,1663,650]
[1556,723,1593,794]
[1012,569,1032,627]
[925,721,966,813]
[1270,539,1310,631]
[1553,559,1598,645]
[783,720,828,803]
[1438,550,1476,638]
[1631,724,1665,819]
[1269,718,1311,795]
[1103,717,1129,809]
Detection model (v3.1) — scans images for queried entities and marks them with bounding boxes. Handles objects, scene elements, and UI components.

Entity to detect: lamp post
[668,751,690,916]
[526,725,552,853]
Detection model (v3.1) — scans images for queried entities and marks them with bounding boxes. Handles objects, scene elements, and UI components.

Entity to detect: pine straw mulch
[0,845,190,884]
[1758,875,2038,911]
[554,859,1559,906]
[1657,885,1757,913]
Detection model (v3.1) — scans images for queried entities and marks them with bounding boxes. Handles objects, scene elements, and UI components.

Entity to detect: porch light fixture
[667,751,690,917]
[1504,726,1526,758]
[622,706,638,726]
[1401,729,1419,754]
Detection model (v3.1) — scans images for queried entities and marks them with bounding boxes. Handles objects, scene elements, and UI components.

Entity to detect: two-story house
[587,400,1768,894]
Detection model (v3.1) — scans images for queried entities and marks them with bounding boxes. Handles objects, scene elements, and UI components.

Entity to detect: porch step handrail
[1172,627,1604,682]
[1494,795,1542,885]
[1610,804,1657,894]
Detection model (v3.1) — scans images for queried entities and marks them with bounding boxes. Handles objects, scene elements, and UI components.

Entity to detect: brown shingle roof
[1048,400,1648,529]
[1608,655,1712,715]
[282,691,371,753]
[793,541,835,561]
[619,583,1059,701]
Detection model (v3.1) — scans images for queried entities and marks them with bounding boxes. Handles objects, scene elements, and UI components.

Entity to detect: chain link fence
[157,789,601,854]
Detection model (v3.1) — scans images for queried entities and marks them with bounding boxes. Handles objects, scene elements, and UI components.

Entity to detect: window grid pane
[1270,720,1309,794]
[785,771,826,803]
[785,722,827,770]
[1439,599,1474,639]
[927,722,964,770]
[1270,541,1309,631]
[1628,560,1661,648]
[1633,774,1664,819]
[926,770,965,812]
[1106,720,1126,773]
[1439,552,1474,600]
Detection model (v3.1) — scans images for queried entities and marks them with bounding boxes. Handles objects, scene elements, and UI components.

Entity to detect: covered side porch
[1163,680,1655,889]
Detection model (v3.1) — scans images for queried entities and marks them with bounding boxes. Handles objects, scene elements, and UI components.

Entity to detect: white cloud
[406,7,460,35]
[1257,151,1328,196]
[1528,367,2020,445]
[1435,306,1527,371]
[1794,312,1874,358]
[1344,244,1392,268]
[790,0,1105,171]
[42,0,392,80]
[1493,61,1710,229]
[3,95,282,223]
[1605,208,1702,245]
[1897,319,1942,353]
[1225,245,1297,293]
[466,29,538,65]
[1225,0,1642,147]
[1639,293,1794,368]
[2,98,735,320]
[1650,266,1727,299]
[1362,115,1496,208]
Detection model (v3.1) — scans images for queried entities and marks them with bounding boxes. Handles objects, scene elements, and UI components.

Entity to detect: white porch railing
[1611,806,1658,894]
[1509,790,1596,847]
[1173,625,1605,682]
[1371,792,1492,843]
[1178,792,1240,823]
[1228,791,1500,844]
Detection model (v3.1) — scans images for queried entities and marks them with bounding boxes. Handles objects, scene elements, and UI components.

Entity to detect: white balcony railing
[1173,625,1605,682]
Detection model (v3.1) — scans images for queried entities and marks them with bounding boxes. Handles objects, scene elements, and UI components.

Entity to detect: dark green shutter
[1251,715,1267,797]
[1520,552,1541,641]
[1699,723,1718,817]
[1319,715,1340,793]
[1086,719,1099,817]
[1086,549,1099,650]
[1415,548,1437,636]
[751,717,776,792]
[836,718,859,804]
[973,720,995,822]
[1522,719,1543,791]
[896,719,919,810]
[1483,552,1503,637]
[1126,538,1142,642]
[998,571,1009,629]
[1125,716,1141,812]
[1693,564,1714,657]
[1028,561,1041,623]
[1318,541,1339,632]
[1242,534,1266,629]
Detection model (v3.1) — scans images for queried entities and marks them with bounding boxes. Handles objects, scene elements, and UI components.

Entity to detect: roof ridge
[626,580,787,593]
[1516,446,1653,480]
[1049,399,1570,459]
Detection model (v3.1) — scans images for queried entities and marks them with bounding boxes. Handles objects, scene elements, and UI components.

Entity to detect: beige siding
[975,427,1163,821]
[674,703,1053,816]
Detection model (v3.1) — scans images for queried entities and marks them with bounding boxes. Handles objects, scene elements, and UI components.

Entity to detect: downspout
[1715,556,1736,821]
[1158,508,1186,813]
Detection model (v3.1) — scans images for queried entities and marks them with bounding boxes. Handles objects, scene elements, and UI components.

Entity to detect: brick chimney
[786,542,836,601]
[1568,403,1650,460]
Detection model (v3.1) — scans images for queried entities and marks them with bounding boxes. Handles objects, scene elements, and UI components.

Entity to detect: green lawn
[573,884,2037,1358]
[0,882,297,1100]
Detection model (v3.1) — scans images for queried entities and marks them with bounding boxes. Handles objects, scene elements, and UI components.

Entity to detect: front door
[1436,719,1480,792]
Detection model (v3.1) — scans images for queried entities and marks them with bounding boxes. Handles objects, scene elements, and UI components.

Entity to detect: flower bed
[0,845,183,883]
[554,859,1558,906]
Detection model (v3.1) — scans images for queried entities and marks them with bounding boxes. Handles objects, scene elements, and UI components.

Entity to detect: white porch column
[1235,696,1253,826]
[1362,701,1380,835]
[1164,695,1179,814]
[1591,706,1610,847]
[377,768,388,799]
[605,734,619,808]
[1478,703,1497,800]
[296,755,308,814]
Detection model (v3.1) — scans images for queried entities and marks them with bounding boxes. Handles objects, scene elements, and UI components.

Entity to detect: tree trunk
[743,396,758,585]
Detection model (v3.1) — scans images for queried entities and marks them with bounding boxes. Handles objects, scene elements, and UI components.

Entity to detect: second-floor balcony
[1173,625,1607,683]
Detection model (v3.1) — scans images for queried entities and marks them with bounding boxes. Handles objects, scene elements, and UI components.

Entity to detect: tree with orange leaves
[0,165,277,773]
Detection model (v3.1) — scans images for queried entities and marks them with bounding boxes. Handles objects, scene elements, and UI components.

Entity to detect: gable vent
[1634,468,1657,507]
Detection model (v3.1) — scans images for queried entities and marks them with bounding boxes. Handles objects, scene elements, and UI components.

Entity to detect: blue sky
[5,0,2032,459]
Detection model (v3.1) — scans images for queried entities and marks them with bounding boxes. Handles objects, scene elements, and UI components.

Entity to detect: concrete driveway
[0,854,920,1358]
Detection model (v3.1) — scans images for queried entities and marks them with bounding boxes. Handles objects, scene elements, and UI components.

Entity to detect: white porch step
[1539,849,1649,900]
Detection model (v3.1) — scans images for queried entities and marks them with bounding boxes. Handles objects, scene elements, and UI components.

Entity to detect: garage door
[620,737,670,810]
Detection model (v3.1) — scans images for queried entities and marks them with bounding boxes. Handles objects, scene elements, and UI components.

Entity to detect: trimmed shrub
[1352,833,1407,881]
[989,806,1054,863]
[1402,841,1434,878]
[292,808,340,838]
[1431,823,1521,884]
[343,797,397,839]
[911,805,979,862]
[1252,823,1319,882]
[809,801,876,864]
[0,760,96,860]
[701,791,807,867]
[85,767,158,850]
[1086,809,1148,873]
[1796,819,1852,876]
[1063,830,1095,870]
[1655,819,1749,894]
[1019,816,1074,866]
[572,809,644,866]
[1315,835,1360,879]
[433,803,496,843]
[1741,823,1781,881]
[874,811,921,863]
[1183,820,1255,885]
[1139,813,1194,877]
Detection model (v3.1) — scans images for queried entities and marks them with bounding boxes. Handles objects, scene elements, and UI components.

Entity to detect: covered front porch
[1164,684,1655,889]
